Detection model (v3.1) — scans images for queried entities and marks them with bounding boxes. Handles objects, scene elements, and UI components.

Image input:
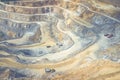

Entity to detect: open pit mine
[0,0,120,80]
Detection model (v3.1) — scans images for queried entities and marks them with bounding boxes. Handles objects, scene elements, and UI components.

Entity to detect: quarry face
[0,0,120,80]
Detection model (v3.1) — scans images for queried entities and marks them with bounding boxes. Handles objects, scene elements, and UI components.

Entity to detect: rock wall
[0,0,120,80]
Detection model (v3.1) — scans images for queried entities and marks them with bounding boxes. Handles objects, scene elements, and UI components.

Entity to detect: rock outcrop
[0,0,120,80]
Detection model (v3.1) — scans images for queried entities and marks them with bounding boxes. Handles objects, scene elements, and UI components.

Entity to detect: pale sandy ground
[0,35,120,79]
[0,0,120,80]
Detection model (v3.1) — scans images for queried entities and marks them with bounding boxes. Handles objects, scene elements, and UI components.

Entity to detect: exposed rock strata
[0,0,120,80]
